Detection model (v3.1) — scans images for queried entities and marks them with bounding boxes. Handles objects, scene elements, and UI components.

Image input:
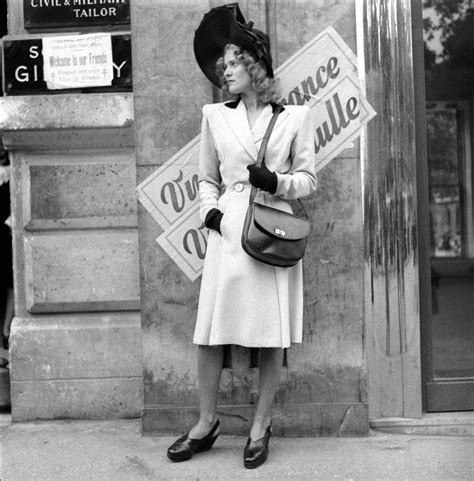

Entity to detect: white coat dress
[193,99,317,348]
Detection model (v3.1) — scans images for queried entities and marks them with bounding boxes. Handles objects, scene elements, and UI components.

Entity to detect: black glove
[247,164,278,194]
[205,208,223,234]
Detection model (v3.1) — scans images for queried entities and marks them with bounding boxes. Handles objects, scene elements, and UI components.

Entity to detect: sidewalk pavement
[0,414,472,480]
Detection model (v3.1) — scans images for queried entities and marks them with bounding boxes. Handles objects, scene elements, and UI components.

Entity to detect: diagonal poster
[137,27,376,281]
[137,136,200,230]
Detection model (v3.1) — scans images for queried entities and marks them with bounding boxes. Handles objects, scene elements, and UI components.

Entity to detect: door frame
[412,0,474,413]
[411,0,432,414]
[358,0,423,419]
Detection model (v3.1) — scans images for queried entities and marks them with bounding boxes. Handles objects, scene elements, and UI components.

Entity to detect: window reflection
[426,108,462,257]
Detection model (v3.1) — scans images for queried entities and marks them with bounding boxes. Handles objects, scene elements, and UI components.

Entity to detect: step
[370,412,474,436]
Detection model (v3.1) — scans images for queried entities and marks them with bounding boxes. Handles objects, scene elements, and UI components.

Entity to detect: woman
[167,4,317,469]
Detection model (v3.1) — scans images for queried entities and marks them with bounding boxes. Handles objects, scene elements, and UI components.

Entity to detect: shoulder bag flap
[253,202,310,241]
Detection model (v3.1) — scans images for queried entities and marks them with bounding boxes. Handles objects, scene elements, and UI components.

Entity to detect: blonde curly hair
[216,44,281,104]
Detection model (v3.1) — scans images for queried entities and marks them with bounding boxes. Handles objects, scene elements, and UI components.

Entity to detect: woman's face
[223,46,252,95]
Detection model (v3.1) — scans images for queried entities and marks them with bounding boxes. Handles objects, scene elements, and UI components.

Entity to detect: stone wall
[132,0,368,436]
[1,0,369,429]
[1,2,142,419]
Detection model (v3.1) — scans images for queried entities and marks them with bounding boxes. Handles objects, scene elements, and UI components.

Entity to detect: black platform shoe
[243,423,272,469]
[167,419,220,462]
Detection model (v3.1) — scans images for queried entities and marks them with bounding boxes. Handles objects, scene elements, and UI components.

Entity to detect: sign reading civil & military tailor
[136,27,377,282]
[23,0,130,30]
[2,33,132,94]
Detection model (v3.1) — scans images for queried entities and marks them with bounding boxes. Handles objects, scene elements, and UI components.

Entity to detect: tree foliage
[423,0,474,67]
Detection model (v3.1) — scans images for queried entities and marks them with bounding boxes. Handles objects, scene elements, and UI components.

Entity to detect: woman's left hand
[204,208,223,235]
[247,164,277,194]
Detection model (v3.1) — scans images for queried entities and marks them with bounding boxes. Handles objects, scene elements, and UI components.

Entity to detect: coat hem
[192,340,302,348]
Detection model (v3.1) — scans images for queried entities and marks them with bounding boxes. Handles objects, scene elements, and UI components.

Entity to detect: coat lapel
[220,100,259,160]
[250,104,273,144]
[219,100,290,161]
[251,104,289,143]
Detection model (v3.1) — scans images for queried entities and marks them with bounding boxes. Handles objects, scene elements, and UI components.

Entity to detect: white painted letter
[29,45,39,59]
[15,66,29,82]
[113,61,126,78]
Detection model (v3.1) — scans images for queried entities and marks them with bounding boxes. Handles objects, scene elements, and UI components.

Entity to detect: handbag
[241,106,311,267]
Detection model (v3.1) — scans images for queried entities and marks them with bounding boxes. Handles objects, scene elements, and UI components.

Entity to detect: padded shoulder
[283,104,310,117]
[282,105,311,130]
[202,102,227,118]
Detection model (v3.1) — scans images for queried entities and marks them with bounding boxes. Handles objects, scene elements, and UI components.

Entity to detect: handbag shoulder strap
[249,105,309,220]
[256,105,283,169]
[249,105,283,205]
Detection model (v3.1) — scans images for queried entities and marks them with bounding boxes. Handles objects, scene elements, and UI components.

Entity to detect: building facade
[0,0,472,435]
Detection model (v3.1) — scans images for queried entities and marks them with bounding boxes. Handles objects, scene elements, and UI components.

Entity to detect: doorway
[421,0,474,411]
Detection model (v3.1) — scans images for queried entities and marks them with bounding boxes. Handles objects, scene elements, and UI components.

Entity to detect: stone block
[371,413,474,436]
[23,151,137,230]
[0,94,134,150]
[142,402,368,437]
[9,314,142,381]
[23,231,140,313]
[5,0,26,34]
[0,94,134,131]
[131,0,212,166]
[279,365,366,405]
[11,377,142,421]
[1,128,135,150]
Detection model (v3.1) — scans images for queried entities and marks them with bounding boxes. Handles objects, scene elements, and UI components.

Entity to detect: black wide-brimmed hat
[194,3,274,88]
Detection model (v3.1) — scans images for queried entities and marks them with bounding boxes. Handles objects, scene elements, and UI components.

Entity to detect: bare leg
[249,347,283,442]
[188,345,223,439]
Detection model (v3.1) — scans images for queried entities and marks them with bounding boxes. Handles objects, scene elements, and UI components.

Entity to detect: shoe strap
[249,423,272,444]
[188,419,220,441]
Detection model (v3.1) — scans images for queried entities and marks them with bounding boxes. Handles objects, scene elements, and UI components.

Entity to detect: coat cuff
[267,171,278,194]
[204,208,223,234]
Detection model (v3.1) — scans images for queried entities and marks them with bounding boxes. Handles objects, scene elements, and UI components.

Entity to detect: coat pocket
[220,204,231,238]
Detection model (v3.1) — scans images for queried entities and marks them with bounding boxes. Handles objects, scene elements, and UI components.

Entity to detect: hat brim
[194,7,269,88]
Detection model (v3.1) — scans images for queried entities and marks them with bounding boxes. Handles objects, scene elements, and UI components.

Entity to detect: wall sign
[136,27,376,282]
[2,33,132,94]
[23,0,130,30]
[277,28,375,173]
[42,33,113,89]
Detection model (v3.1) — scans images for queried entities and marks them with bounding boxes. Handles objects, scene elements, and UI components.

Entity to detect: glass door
[422,1,474,411]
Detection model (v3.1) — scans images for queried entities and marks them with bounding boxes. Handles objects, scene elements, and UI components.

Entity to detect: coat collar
[221,98,287,160]
[224,98,285,113]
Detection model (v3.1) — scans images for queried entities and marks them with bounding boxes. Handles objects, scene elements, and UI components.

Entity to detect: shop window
[422,0,474,410]
[427,101,472,258]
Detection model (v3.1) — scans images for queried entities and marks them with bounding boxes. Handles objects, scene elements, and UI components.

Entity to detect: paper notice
[42,33,113,90]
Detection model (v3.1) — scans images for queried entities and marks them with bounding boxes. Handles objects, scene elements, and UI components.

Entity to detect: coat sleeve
[274,107,317,200]
[198,105,222,222]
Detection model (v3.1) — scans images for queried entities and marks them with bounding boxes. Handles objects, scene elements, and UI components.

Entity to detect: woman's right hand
[204,208,224,235]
